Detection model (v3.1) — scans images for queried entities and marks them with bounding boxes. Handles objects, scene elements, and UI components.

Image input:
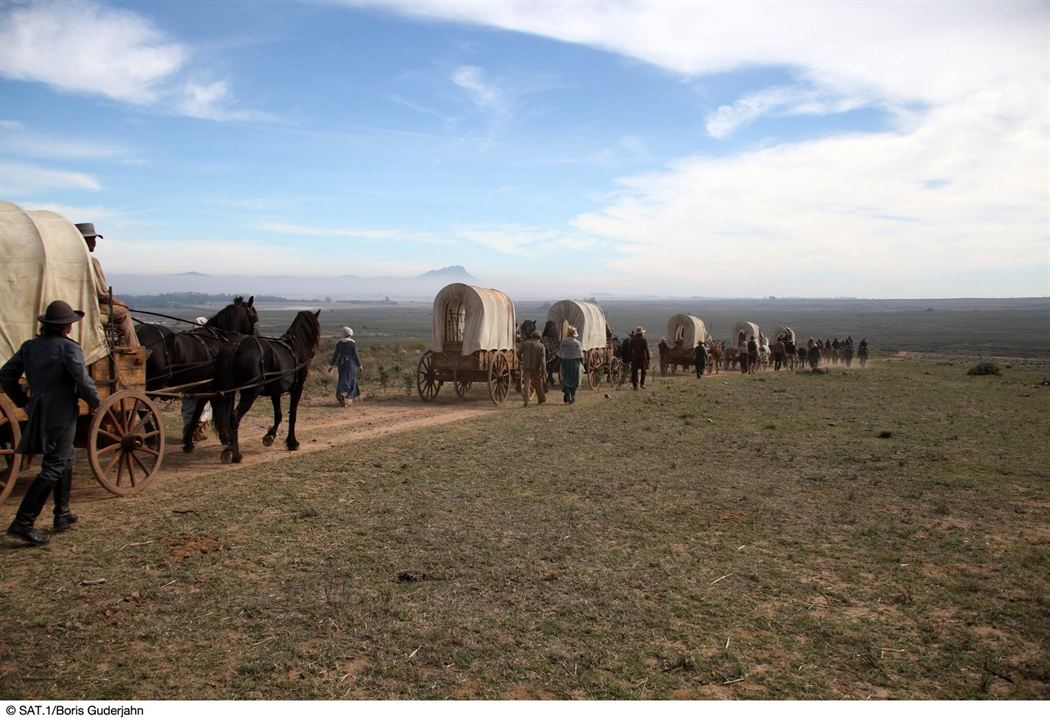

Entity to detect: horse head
[209,296,258,336]
[520,319,537,341]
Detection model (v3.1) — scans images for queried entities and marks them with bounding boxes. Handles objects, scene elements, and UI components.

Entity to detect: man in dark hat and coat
[630,326,650,390]
[76,222,139,348]
[1,300,101,545]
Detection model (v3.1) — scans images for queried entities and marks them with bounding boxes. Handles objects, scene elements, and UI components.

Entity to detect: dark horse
[213,310,321,464]
[519,319,561,387]
[135,296,258,452]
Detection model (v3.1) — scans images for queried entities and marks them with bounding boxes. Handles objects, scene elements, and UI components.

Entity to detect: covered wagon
[731,321,764,348]
[1,201,163,504]
[660,314,707,375]
[545,300,619,389]
[417,283,521,404]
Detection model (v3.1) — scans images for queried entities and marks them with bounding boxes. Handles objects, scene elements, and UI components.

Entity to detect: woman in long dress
[330,326,362,406]
[558,326,584,404]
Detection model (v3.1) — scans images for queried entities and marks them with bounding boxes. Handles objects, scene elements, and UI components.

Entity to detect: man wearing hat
[76,223,140,348]
[629,326,650,390]
[1,300,101,545]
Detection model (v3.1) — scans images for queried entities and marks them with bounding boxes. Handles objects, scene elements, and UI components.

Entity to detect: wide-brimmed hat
[634,325,645,334]
[75,223,102,239]
[37,300,85,325]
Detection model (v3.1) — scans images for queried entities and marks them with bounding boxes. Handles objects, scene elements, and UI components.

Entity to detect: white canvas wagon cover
[546,300,607,351]
[666,314,707,349]
[772,326,796,344]
[431,283,516,356]
[0,200,107,367]
[731,321,764,347]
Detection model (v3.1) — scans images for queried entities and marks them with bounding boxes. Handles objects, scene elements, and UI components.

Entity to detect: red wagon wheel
[417,351,441,402]
[0,395,21,505]
[487,352,511,405]
[88,390,165,496]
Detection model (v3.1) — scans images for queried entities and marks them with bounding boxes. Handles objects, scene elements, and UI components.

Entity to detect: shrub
[967,362,1002,376]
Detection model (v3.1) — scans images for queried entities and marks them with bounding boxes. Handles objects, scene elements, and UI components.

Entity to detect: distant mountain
[416,265,477,282]
[109,266,481,301]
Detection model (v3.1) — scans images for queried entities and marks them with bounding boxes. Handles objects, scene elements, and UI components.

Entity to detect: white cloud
[355,0,1049,296]
[0,0,254,121]
[259,222,404,241]
[0,0,186,104]
[0,161,102,193]
[452,65,504,114]
[0,121,129,160]
[705,85,869,139]
[573,89,1049,296]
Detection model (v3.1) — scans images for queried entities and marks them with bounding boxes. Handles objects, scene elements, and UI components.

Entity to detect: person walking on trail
[77,223,140,348]
[747,335,759,375]
[693,341,707,379]
[1,300,101,546]
[557,326,584,404]
[520,329,547,406]
[330,326,362,406]
[630,326,650,390]
[858,338,869,368]
[773,337,786,371]
[618,331,633,387]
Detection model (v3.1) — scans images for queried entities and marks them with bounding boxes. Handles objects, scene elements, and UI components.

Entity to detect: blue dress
[331,339,361,400]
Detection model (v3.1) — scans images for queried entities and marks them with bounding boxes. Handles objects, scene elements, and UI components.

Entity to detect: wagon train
[1,201,164,503]
[544,300,620,389]
[659,314,707,375]
[416,283,524,404]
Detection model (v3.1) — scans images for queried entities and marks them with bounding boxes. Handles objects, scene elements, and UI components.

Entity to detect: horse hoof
[262,435,275,447]
[182,444,194,454]
[220,448,232,464]
[233,454,243,464]
[286,442,300,452]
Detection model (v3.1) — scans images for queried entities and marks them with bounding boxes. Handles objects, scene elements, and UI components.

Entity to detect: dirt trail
[6,396,500,506]
[156,398,497,483]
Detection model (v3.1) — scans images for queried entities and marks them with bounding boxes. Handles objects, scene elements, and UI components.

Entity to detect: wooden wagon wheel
[607,357,622,387]
[0,394,21,505]
[417,351,441,402]
[487,352,511,405]
[454,355,473,398]
[586,351,603,390]
[88,390,165,496]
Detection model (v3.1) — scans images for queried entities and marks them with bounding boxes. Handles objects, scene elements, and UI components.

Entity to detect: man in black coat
[630,326,650,390]
[1,300,101,545]
[693,342,707,379]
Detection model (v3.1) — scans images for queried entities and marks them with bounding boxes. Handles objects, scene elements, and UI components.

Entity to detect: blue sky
[1,0,1047,298]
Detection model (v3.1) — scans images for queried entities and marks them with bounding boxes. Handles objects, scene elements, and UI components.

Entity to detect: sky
[0,0,1047,298]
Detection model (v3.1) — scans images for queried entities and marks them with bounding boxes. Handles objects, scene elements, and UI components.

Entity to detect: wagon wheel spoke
[114,452,128,487]
[97,427,123,444]
[126,399,150,436]
[95,442,122,457]
[131,451,153,478]
[104,407,126,435]
[125,454,138,487]
[136,445,161,458]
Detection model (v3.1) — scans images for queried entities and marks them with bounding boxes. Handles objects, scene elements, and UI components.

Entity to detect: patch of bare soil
[3,395,498,507]
[157,396,496,484]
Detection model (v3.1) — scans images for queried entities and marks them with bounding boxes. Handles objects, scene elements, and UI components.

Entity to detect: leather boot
[6,521,48,545]
[53,467,78,532]
[8,475,54,545]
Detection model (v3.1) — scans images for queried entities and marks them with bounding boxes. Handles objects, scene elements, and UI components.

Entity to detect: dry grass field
[2,354,1048,699]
